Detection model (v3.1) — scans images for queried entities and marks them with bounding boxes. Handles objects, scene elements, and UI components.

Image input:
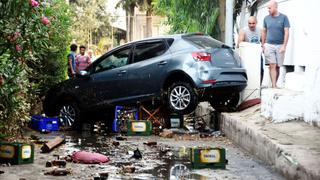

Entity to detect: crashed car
[43,33,247,128]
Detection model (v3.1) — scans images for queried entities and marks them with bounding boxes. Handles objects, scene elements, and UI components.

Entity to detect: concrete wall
[304,53,320,127]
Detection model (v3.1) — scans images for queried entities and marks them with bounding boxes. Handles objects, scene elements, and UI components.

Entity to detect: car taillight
[202,79,217,84]
[192,52,211,61]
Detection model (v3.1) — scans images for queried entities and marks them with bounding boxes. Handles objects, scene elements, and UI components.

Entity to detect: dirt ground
[0,129,284,180]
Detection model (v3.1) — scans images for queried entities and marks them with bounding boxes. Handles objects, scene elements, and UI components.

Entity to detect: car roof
[121,33,208,45]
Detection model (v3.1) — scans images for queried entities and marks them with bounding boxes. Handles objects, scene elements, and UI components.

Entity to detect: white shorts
[264,43,285,66]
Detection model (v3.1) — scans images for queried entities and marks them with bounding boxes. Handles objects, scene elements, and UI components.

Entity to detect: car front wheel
[168,82,198,114]
[59,102,80,129]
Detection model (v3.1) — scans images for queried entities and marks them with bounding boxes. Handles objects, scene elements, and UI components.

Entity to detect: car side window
[93,46,131,73]
[133,41,167,63]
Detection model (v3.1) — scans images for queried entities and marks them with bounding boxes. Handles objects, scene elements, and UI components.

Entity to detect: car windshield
[183,35,227,49]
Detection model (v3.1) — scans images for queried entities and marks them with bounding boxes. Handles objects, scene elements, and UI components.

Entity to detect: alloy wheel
[169,85,191,110]
[59,104,76,127]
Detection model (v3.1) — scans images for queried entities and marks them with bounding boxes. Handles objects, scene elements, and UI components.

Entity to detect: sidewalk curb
[220,109,319,180]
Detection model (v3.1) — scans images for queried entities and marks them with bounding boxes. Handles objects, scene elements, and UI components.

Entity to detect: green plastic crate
[190,147,226,169]
[0,142,34,165]
[127,120,152,136]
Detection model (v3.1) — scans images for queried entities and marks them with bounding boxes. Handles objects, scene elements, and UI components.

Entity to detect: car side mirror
[77,70,90,78]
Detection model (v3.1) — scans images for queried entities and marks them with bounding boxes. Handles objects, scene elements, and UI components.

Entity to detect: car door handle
[158,61,167,66]
[117,70,126,76]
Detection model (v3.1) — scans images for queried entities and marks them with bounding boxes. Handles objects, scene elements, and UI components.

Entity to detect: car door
[126,39,169,100]
[87,45,132,107]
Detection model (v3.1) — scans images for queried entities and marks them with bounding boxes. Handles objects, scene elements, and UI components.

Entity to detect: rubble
[112,141,120,146]
[29,135,46,144]
[44,168,71,176]
[115,136,127,141]
[94,172,109,180]
[63,155,73,162]
[45,160,67,168]
[122,165,135,173]
[159,129,174,138]
[143,141,157,146]
[159,146,171,156]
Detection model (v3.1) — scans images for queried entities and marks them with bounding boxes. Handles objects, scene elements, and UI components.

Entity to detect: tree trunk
[146,9,152,37]
[146,0,152,37]
[218,0,226,42]
[125,11,129,43]
[129,5,135,42]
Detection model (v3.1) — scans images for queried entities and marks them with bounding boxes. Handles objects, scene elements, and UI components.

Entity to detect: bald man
[237,16,261,48]
[237,16,263,83]
[261,0,290,88]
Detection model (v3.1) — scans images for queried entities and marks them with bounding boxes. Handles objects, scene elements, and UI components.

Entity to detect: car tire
[167,82,198,114]
[209,93,240,112]
[59,102,81,129]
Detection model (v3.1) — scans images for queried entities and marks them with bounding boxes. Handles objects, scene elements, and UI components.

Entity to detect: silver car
[43,33,247,128]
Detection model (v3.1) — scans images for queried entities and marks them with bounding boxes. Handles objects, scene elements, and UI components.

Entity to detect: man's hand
[72,71,76,79]
[261,44,265,53]
[279,45,286,53]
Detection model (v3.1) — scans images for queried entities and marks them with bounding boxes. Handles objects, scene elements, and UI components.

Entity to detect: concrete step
[260,88,304,123]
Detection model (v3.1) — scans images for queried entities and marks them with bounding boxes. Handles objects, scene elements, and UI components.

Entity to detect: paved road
[1,131,284,180]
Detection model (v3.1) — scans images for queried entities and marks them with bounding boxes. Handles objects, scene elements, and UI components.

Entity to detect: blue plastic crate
[112,106,138,132]
[114,106,138,120]
[30,115,59,132]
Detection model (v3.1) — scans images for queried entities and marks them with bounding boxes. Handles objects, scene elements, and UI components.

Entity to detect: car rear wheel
[59,102,80,129]
[168,82,198,114]
[209,93,240,112]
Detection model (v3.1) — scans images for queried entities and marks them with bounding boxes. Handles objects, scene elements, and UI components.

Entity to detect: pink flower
[7,32,20,42]
[14,32,21,37]
[11,32,21,42]
[30,0,39,7]
[15,44,22,52]
[41,16,50,26]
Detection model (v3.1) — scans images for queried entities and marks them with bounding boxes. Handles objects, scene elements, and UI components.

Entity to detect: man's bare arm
[279,28,289,53]
[237,30,245,48]
[68,57,75,76]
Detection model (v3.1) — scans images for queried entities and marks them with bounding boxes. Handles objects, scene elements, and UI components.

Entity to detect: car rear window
[183,35,225,49]
[166,38,174,47]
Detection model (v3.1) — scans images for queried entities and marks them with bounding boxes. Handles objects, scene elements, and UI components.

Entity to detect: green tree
[153,0,220,38]
[70,0,111,49]
[0,53,30,136]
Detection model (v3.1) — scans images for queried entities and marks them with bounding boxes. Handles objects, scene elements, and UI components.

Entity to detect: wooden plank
[41,136,65,153]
